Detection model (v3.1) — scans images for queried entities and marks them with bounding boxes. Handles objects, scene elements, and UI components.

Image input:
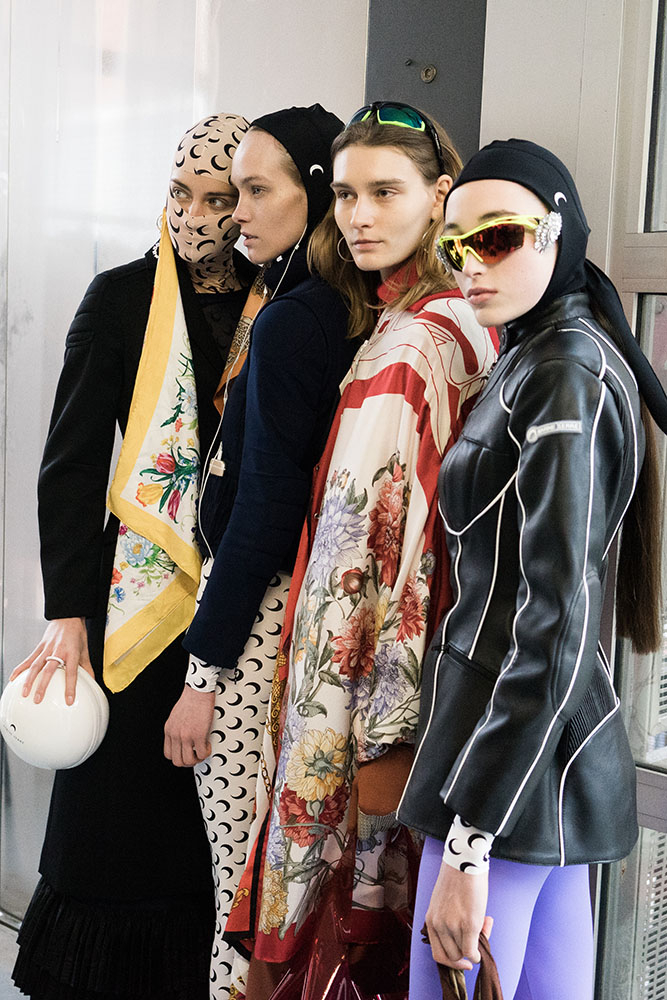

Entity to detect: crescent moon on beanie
[309,163,324,175]
[554,192,567,205]
[211,155,229,172]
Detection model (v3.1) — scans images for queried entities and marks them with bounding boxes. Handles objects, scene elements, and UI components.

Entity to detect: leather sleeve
[38,271,128,619]
[441,356,627,837]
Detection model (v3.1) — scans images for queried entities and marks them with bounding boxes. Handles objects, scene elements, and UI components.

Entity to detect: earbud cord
[270,223,308,299]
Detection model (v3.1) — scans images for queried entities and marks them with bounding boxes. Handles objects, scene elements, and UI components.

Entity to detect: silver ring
[44,656,66,667]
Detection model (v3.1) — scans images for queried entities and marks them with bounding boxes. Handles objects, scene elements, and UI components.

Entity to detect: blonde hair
[308,114,463,340]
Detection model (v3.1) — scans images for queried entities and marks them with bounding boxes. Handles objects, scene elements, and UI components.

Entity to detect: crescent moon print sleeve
[186,654,219,692]
[443,814,493,873]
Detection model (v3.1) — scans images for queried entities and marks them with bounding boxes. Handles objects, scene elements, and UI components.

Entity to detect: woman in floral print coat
[225,104,496,993]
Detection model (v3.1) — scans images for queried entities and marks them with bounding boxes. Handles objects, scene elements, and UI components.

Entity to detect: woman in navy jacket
[163,105,358,995]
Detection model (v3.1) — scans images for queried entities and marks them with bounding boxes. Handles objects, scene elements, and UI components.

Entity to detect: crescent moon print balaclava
[446,138,667,432]
[167,113,250,292]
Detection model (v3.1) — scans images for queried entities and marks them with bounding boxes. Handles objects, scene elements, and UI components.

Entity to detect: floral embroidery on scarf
[107,355,198,624]
[396,572,426,642]
[131,354,199,524]
[332,607,376,680]
[309,470,367,584]
[107,525,176,621]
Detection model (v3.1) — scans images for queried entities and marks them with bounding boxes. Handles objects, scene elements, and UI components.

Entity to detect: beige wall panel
[193,0,368,124]
[481,0,625,268]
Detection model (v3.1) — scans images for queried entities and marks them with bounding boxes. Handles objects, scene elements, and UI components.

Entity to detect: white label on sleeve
[526,419,582,444]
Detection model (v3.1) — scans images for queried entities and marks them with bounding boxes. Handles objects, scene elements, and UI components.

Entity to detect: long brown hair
[308,114,462,340]
[591,303,663,653]
[615,398,662,653]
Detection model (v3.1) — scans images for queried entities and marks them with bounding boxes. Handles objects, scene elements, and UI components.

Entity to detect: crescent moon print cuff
[186,655,219,693]
[443,814,493,874]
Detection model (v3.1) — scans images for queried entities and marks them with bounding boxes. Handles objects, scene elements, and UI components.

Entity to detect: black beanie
[446,138,667,433]
[252,104,343,232]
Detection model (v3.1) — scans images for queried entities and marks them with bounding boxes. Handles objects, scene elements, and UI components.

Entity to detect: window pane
[619,295,667,771]
[646,2,667,231]
[597,828,667,999]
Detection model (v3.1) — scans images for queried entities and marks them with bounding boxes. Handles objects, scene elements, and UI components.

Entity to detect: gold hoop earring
[421,218,440,248]
[337,236,354,262]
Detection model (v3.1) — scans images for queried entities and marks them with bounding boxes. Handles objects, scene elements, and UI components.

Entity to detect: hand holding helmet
[0,661,108,769]
[10,616,93,704]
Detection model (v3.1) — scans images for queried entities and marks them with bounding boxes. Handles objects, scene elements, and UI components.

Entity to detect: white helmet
[0,666,109,769]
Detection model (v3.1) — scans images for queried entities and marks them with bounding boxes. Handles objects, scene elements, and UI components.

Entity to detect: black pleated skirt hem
[12,878,214,1000]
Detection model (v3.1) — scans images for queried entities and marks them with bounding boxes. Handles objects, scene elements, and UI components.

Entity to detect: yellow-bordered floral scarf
[103,215,203,691]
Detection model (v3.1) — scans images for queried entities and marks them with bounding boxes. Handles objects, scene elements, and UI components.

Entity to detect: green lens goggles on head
[347,101,446,175]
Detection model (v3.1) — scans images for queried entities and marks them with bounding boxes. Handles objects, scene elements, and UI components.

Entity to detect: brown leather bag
[421,927,504,1000]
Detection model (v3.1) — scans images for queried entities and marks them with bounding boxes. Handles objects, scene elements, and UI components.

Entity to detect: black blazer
[37,246,253,629]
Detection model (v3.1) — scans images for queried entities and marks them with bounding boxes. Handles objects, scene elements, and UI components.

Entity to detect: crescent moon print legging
[410,836,594,1000]
[187,562,292,998]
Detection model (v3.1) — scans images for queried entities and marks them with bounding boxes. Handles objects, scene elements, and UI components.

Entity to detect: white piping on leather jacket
[398,293,642,866]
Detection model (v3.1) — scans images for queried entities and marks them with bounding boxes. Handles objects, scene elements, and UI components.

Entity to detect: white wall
[193,0,368,123]
[480,0,625,269]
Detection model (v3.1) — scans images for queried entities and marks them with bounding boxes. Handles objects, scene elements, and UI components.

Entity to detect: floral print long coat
[228,288,496,964]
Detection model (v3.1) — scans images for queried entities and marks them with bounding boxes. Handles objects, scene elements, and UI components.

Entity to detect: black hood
[445,138,667,432]
[252,103,343,234]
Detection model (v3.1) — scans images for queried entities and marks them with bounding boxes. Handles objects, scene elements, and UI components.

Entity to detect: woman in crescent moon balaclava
[11,113,257,1000]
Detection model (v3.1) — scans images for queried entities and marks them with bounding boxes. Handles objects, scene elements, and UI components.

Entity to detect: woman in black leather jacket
[399,139,667,1000]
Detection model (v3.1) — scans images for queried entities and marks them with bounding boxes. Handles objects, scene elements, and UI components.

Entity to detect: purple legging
[410,836,594,1000]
